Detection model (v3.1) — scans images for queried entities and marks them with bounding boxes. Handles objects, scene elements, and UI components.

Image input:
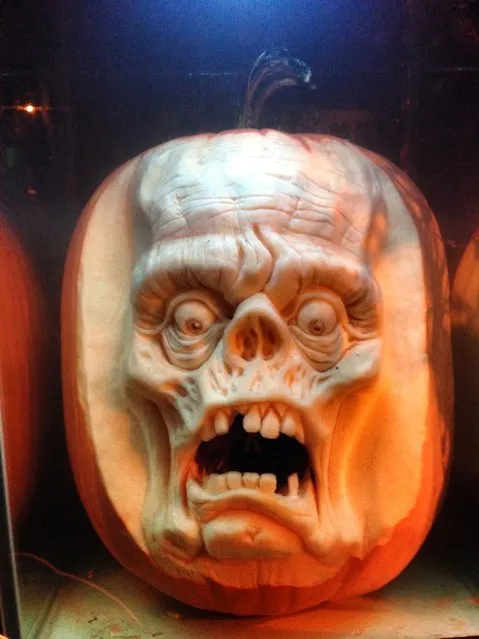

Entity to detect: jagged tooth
[296,415,305,443]
[280,411,297,438]
[202,422,216,442]
[260,407,280,439]
[259,473,277,493]
[214,410,230,435]
[258,403,269,418]
[288,473,299,498]
[242,472,260,489]
[225,471,242,490]
[207,474,227,494]
[244,406,261,433]
[276,404,288,418]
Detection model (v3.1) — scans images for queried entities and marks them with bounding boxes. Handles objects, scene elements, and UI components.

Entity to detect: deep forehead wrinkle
[135,131,381,260]
[133,229,275,314]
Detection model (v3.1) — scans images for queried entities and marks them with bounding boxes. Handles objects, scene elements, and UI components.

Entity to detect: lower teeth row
[202,471,300,497]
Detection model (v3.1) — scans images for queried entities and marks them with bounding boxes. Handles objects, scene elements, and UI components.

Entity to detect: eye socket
[296,299,338,336]
[173,299,218,336]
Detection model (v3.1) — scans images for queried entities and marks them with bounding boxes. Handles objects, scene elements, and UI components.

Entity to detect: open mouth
[194,403,312,497]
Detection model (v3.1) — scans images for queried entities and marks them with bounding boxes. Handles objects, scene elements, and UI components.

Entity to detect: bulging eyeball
[290,296,345,371]
[158,293,227,370]
[296,299,338,336]
[173,300,218,337]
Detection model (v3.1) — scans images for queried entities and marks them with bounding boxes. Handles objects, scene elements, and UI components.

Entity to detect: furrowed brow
[132,231,274,327]
[261,231,380,335]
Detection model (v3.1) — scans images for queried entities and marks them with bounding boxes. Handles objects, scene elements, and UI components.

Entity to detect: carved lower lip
[186,474,320,548]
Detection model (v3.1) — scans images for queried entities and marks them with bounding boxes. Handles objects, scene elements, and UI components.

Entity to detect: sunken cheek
[127,334,174,397]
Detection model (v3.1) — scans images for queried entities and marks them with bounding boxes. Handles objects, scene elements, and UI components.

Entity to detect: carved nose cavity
[226,296,288,363]
[236,316,281,361]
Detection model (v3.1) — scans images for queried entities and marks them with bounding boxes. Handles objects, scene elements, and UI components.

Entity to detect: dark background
[2,1,479,247]
[1,0,479,571]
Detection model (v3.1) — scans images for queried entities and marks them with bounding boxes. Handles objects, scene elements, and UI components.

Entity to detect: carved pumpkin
[0,214,44,523]
[451,230,479,498]
[62,130,452,615]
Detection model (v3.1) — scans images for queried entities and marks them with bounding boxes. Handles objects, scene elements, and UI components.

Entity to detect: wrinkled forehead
[133,228,376,316]
[135,131,380,256]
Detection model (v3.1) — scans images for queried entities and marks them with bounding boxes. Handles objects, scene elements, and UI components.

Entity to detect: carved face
[129,207,381,565]
[64,130,451,614]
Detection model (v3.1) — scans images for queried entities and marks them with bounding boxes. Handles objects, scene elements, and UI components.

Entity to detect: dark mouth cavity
[195,414,311,492]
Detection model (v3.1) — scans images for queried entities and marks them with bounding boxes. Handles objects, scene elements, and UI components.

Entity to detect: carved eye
[173,300,217,336]
[296,300,338,336]
[290,296,344,372]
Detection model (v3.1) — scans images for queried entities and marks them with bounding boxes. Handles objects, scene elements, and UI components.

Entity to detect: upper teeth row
[202,403,305,442]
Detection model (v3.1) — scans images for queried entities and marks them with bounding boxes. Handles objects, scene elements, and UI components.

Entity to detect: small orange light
[23,104,36,114]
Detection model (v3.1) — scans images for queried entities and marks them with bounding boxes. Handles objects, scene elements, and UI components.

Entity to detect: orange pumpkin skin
[452,230,479,499]
[0,214,44,524]
[62,132,452,616]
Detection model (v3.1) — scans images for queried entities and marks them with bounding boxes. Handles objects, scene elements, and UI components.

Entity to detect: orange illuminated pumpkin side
[0,214,44,524]
[62,131,452,615]
[451,230,479,499]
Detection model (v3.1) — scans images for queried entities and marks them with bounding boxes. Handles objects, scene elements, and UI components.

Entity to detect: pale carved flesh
[62,130,452,615]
